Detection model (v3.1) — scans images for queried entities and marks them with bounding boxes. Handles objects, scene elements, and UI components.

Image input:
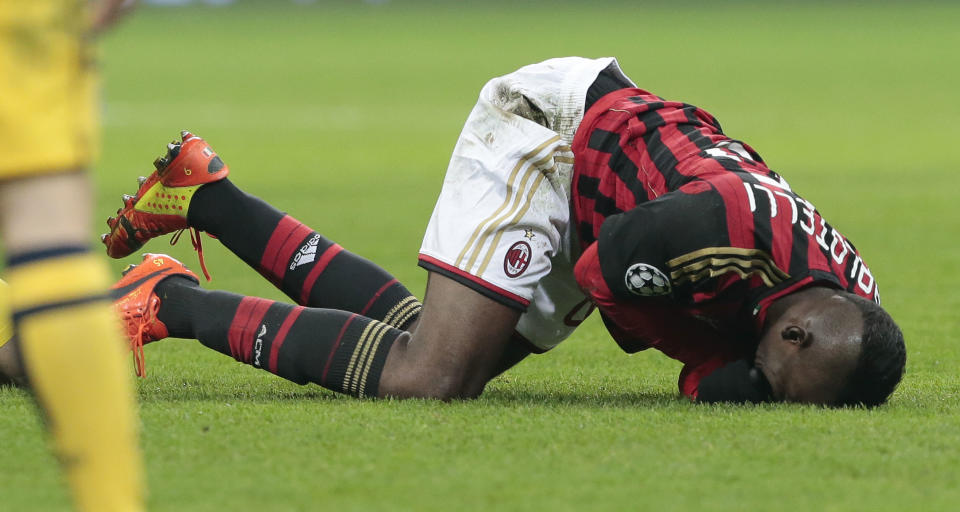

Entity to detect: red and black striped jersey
[571,88,880,341]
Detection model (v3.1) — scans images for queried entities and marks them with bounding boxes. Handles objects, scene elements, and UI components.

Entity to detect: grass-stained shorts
[417,57,627,351]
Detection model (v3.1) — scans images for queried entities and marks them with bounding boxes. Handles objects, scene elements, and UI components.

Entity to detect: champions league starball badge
[624,263,671,296]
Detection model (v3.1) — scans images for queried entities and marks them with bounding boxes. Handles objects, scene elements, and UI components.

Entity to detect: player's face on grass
[755,294,863,404]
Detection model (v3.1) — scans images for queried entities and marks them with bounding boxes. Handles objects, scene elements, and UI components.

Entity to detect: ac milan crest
[503,241,532,278]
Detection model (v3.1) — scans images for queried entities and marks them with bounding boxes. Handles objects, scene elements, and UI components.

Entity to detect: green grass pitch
[2,1,959,510]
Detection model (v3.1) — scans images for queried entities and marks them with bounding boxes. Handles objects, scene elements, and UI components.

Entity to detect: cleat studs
[100,233,108,242]
[166,141,181,160]
[122,194,135,203]
[137,176,147,186]
[153,157,167,170]
[107,216,115,226]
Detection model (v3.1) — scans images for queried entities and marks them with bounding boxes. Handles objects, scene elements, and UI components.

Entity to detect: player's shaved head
[833,294,906,406]
[755,287,905,406]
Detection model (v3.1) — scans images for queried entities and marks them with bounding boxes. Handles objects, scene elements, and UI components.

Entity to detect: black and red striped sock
[156,278,405,398]
[189,179,420,330]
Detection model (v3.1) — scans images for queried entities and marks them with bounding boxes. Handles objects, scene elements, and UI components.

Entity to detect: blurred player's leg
[0,175,144,512]
[1,2,144,510]
[104,132,421,329]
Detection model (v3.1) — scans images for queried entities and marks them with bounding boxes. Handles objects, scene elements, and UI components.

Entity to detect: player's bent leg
[126,257,521,399]
[0,172,144,512]
[118,253,407,396]
[187,178,421,329]
[164,280,411,397]
[377,272,523,399]
[103,131,421,329]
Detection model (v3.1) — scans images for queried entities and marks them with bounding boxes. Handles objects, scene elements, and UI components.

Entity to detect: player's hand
[696,359,772,404]
[91,0,137,34]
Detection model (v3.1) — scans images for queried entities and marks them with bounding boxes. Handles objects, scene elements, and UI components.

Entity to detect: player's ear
[781,325,810,347]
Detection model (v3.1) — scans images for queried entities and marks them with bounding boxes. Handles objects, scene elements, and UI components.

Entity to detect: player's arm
[578,237,767,402]
[378,272,523,399]
[592,184,734,302]
[693,359,772,404]
[577,183,774,403]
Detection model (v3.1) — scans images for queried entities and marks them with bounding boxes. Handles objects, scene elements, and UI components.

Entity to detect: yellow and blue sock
[8,246,144,512]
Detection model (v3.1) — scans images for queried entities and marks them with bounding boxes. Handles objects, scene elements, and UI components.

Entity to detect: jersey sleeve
[574,240,749,397]
[594,179,769,305]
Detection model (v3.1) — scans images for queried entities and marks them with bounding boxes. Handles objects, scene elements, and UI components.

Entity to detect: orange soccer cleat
[111,253,199,377]
[102,130,229,280]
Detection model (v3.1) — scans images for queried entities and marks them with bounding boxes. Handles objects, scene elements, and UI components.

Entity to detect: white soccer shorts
[418,56,632,351]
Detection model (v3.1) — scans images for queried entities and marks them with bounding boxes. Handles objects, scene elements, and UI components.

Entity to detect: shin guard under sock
[189,179,420,330]
[157,280,405,398]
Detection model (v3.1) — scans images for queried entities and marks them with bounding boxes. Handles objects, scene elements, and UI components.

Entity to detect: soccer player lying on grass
[101,57,905,406]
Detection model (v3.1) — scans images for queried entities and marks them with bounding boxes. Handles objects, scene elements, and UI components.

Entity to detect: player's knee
[417,371,484,400]
[378,326,493,400]
[387,364,486,400]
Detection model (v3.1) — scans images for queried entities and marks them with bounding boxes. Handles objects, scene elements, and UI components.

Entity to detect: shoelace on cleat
[170,227,212,281]
[123,298,160,378]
